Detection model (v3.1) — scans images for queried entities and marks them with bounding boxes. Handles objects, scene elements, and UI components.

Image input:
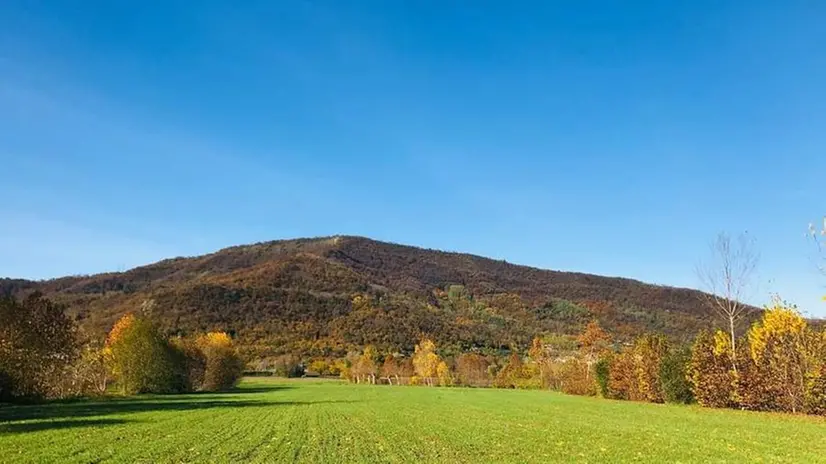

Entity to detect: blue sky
[1,1,825,315]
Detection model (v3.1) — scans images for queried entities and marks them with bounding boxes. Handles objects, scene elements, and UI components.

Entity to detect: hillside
[0,236,743,359]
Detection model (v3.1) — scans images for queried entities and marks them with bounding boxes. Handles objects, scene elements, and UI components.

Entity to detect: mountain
[0,236,739,359]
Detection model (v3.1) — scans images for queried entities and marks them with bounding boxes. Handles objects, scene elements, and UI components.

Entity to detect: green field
[1,378,824,463]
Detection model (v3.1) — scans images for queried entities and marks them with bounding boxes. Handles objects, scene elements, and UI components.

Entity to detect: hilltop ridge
[1,236,736,358]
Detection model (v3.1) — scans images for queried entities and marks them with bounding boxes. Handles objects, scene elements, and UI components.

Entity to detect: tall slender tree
[697,232,759,374]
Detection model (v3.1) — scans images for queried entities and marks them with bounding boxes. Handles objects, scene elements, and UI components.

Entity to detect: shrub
[688,331,737,408]
[805,365,826,415]
[745,303,815,413]
[169,336,206,392]
[437,360,453,386]
[659,347,694,404]
[456,353,492,387]
[594,357,611,398]
[57,345,110,398]
[197,333,244,391]
[607,349,634,400]
[107,315,186,394]
[273,354,305,378]
[632,334,668,403]
[558,358,594,396]
[309,359,331,376]
[494,353,535,389]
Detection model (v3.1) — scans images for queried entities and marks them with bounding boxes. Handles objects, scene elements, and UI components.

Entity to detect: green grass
[1,378,825,463]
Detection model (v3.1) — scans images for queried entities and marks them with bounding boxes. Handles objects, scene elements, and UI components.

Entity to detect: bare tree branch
[696,232,759,373]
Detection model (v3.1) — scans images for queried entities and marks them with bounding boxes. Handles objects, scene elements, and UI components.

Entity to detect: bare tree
[696,232,759,374]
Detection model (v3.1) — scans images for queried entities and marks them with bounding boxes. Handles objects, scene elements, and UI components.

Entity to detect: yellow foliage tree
[352,345,378,384]
[437,361,453,386]
[195,331,244,391]
[412,338,441,386]
[746,301,818,413]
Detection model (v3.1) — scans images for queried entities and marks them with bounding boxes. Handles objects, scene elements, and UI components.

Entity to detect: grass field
[1,378,825,463]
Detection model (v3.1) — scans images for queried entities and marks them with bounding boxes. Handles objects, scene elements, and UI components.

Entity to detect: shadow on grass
[0,380,359,432]
[0,399,272,424]
[0,418,131,435]
[218,385,295,395]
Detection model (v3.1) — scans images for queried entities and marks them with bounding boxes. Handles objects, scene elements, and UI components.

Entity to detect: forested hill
[1,236,741,359]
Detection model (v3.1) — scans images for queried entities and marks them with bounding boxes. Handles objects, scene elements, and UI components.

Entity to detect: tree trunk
[729,317,738,375]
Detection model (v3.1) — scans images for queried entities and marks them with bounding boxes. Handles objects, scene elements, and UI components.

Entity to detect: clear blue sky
[1,1,825,315]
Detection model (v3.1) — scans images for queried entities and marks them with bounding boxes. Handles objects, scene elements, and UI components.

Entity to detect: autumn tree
[436,360,453,386]
[696,232,758,374]
[63,343,110,397]
[196,332,244,391]
[806,363,826,415]
[309,359,331,376]
[633,334,669,403]
[106,314,185,394]
[526,337,550,388]
[578,321,611,382]
[746,301,818,413]
[0,294,77,401]
[379,355,401,385]
[607,348,635,400]
[169,336,206,391]
[606,334,667,402]
[352,345,379,384]
[494,352,534,389]
[412,338,441,386]
[456,353,491,387]
[688,330,737,408]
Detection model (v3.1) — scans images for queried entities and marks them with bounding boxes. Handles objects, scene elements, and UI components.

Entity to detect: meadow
[1,377,825,463]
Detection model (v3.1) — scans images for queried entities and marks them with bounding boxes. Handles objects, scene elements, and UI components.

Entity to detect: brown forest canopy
[0,236,757,359]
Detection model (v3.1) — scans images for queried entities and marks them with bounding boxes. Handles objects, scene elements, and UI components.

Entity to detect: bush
[197,333,244,391]
[607,349,634,400]
[594,357,611,398]
[56,345,109,398]
[494,353,536,389]
[456,353,492,387]
[309,359,331,376]
[107,315,187,394]
[659,347,694,404]
[273,355,305,378]
[805,366,826,415]
[558,358,594,396]
[169,336,206,392]
[688,331,737,408]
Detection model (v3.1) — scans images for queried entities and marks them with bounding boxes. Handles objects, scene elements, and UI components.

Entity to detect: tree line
[322,230,826,416]
[0,294,243,402]
[325,299,824,416]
